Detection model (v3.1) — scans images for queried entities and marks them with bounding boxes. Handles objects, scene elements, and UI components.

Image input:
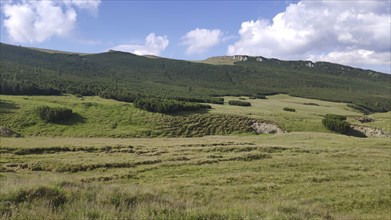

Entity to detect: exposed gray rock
[350,125,390,138]
[251,122,284,134]
[0,126,22,137]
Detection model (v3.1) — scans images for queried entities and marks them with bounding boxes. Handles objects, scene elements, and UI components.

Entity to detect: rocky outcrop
[306,62,314,68]
[250,122,284,134]
[350,125,390,138]
[232,55,248,61]
[0,126,22,137]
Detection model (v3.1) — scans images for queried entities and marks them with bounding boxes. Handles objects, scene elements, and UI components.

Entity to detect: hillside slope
[0,43,390,111]
[1,94,389,138]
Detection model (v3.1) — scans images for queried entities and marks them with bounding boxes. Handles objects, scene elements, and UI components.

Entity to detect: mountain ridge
[1,43,390,112]
[6,43,387,74]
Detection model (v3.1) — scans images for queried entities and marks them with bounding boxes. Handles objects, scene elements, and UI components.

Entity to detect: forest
[1,43,390,112]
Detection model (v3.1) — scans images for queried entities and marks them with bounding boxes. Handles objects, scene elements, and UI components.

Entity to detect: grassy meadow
[1,94,390,219]
[1,134,390,219]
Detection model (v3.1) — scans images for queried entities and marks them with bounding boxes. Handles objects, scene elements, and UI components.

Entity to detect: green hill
[1,43,390,112]
[1,94,389,138]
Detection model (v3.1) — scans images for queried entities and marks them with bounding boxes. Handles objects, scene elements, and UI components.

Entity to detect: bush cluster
[283,107,296,112]
[134,98,211,113]
[322,114,350,134]
[228,100,251,106]
[37,106,73,123]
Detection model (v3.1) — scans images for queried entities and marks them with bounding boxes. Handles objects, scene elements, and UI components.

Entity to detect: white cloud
[315,50,391,66]
[181,28,222,54]
[63,0,101,15]
[110,33,169,56]
[2,0,101,43]
[227,0,391,71]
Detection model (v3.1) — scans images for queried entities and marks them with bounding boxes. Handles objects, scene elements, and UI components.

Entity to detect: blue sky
[1,0,390,73]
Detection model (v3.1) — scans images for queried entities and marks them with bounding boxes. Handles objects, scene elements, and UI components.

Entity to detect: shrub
[134,97,211,113]
[322,114,350,134]
[283,107,296,112]
[324,114,346,121]
[303,102,320,106]
[36,106,73,123]
[228,100,251,106]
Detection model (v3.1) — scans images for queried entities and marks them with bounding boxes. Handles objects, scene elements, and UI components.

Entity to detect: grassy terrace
[1,94,389,138]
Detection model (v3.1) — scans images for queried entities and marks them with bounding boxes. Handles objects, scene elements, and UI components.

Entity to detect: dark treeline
[134,97,211,113]
[175,97,224,105]
[228,100,251,106]
[1,80,61,95]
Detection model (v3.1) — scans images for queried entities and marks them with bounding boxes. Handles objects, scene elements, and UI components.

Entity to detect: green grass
[210,94,388,132]
[0,133,390,219]
[367,112,391,132]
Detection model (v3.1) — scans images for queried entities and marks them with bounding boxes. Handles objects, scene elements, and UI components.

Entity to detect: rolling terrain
[0,42,390,219]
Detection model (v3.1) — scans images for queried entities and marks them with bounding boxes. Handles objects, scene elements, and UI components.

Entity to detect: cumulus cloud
[2,0,101,43]
[227,0,390,71]
[181,28,222,54]
[110,33,169,56]
[63,0,101,14]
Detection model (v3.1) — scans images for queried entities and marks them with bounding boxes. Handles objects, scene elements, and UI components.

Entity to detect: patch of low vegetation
[4,186,66,208]
[36,106,73,123]
[228,100,251,106]
[283,107,296,112]
[322,114,350,134]
[134,97,211,113]
[155,113,262,137]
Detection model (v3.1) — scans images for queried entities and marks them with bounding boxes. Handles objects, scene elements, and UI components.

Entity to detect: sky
[1,0,390,73]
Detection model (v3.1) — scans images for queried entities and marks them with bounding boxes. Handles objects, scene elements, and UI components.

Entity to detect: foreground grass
[1,133,390,219]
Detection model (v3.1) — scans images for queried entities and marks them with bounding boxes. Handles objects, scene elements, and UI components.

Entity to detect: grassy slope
[1,94,389,137]
[210,95,364,132]
[1,133,390,219]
